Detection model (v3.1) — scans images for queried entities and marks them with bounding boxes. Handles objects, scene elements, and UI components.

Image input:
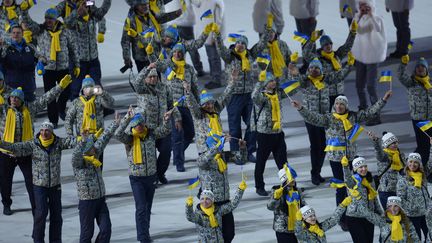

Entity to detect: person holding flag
[398,55,432,168]
[290,91,392,230]
[114,106,169,243]
[339,0,358,26]
[268,164,306,243]
[0,0,36,37]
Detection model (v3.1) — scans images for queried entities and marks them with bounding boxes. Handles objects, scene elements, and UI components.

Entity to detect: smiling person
[0,0,35,37]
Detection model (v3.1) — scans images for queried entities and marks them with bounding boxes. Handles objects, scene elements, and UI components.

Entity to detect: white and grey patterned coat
[186,187,244,243]
[71,121,118,200]
[0,3,26,38]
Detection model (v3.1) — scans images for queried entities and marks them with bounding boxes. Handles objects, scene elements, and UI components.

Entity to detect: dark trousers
[213,201,235,243]
[255,132,287,189]
[305,122,326,176]
[177,26,203,73]
[412,120,431,166]
[276,232,298,243]
[378,191,396,210]
[156,135,172,180]
[43,69,70,124]
[355,61,378,109]
[70,58,102,100]
[32,185,62,243]
[205,44,222,83]
[346,216,374,243]
[294,18,317,38]
[135,59,150,73]
[329,160,348,205]
[0,153,35,212]
[391,10,410,55]
[227,93,256,155]
[409,215,429,241]
[171,107,195,166]
[129,175,156,242]
[78,197,111,243]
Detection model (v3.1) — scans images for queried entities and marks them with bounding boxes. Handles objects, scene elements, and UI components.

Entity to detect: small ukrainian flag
[293,31,309,45]
[173,96,186,107]
[159,49,168,60]
[141,27,155,38]
[348,123,364,143]
[228,33,242,43]
[343,4,353,14]
[324,138,346,152]
[188,176,200,189]
[256,54,271,65]
[416,120,432,132]
[164,67,176,80]
[379,70,392,82]
[285,192,300,203]
[200,9,213,21]
[280,80,300,94]
[329,178,347,189]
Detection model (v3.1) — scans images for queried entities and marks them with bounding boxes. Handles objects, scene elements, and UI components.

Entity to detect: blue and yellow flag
[324,138,346,152]
[379,70,392,82]
[188,176,200,189]
[348,123,364,143]
[173,96,186,107]
[228,33,242,43]
[293,31,309,45]
[416,120,432,132]
[141,27,155,38]
[329,178,347,189]
[200,9,213,21]
[164,67,176,80]
[256,54,271,65]
[283,163,298,183]
[342,4,353,14]
[285,192,300,204]
[159,48,168,60]
[206,129,224,148]
[280,80,300,94]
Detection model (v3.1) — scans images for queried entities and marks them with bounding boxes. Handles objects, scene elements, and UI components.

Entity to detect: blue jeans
[156,135,172,180]
[32,185,62,243]
[171,107,195,166]
[129,175,156,242]
[70,58,102,100]
[78,197,111,243]
[227,93,256,155]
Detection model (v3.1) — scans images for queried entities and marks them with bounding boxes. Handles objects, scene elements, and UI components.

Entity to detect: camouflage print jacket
[0,85,63,144]
[0,3,27,39]
[397,167,432,217]
[186,187,244,243]
[125,0,168,12]
[298,99,386,161]
[214,29,270,94]
[252,81,289,134]
[303,32,356,96]
[186,83,234,153]
[0,134,77,187]
[114,115,170,177]
[57,0,111,61]
[267,186,307,233]
[373,139,406,193]
[121,10,180,62]
[343,167,383,218]
[361,209,420,243]
[65,91,115,136]
[0,84,13,101]
[71,121,118,200]
[398,63,432,121]
[197,145,247,203]
[259,38,292,80]
[294,205,346,243]
[22,14,80,71]
[155,58,199,107]
[290,65,352,114]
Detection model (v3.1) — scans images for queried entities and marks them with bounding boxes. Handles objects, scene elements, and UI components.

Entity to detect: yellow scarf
[65,3,72,17]
[387,212,403,241]
[286,189,300,231]
[259,70,267,81]
[235,49,250,72]
[3,107,33,143]
[48,29,62,62]
[4,6,18,20]
[23,30,32,43]
[214,153,227,173]
[264,92,281,131]
[149,0,160,14]
[131,127,148,165]
[146,12,161,35]
[207,114,222,135]
[308,224,324,237]
[414,75,432,90]
[0,86,5,105]
[361,178,378,200]
[79,96,97,134]
[133,16,145,48]
[82,14,90,22]
[332,113,352,131]
[83,155,102,168]
[407,171,423,188]
[320,51,341,71]
[172,57,186,80]
[39,134,54,148]
[201,204,218,228]
[308,75,325,90]
[268,40,286,78]
[383,149,403,171]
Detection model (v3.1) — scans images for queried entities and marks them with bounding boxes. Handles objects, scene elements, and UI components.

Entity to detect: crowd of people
[0,0,430,242]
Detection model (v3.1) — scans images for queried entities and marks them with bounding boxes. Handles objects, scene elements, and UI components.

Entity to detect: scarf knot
[131,127,148,164]
[320,51,341,71]
[234,49,250,72]
[80,96,97,134]
[264,92,281,131]
[201,204,219,228]
[308,224,324,237]
[214,153,227,173]
[387,212,403,241]
[207,113,222,135]
[308,75,325,90]
[39,134,54,148]
[414,75,432,90]
[383,148,403,171]
[3,106,33,143]
[407,171,423,188]
[268,40,286,77]
[333,113,352,131]
[171,57,186,80]
[48,29,62,61]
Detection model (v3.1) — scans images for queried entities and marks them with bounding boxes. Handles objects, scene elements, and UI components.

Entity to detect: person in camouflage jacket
[0,72,13,102]
[342,156,383,243]
[0,121,77,243]
[186,181,246,243]
[252,72,289,196]
[122,0,181,72]
[0,75,71,216]
[367,131,406,209]
[397,152,432,241]
[360,196,419,243]
[114,108,169,242]
[71,117,119,243]
[131,67,180,184]
[0,0,35,38]
[398,55,432,166]
[302,22,357,108]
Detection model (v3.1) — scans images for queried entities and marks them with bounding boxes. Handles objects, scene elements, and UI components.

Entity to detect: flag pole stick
[287,95,293,102]
[420,129,432,139]
[390,81,392,91]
